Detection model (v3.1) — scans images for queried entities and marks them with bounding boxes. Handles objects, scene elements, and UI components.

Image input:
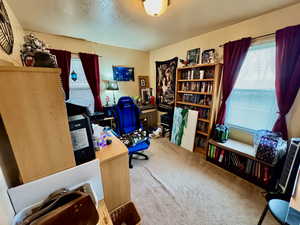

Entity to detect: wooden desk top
[97,200,113,225]
[95,136,128,163]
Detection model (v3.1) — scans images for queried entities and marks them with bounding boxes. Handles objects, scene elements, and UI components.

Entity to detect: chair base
[129,152,149,168]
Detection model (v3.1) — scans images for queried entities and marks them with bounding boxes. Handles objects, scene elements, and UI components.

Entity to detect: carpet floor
[130,138,278,225]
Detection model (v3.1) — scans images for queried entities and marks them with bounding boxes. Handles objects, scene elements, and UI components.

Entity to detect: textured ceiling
[7,0,300,51]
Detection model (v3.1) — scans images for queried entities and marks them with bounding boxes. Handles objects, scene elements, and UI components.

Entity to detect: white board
[181,110,198,151]
[8,159,103,214]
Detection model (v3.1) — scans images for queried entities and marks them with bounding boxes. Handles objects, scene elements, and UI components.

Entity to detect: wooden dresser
[96,136,131,212]
[0,67,76,184]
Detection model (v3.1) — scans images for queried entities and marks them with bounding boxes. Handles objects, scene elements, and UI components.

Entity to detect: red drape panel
[79,53,103,112]
[216,37,252,124]
[49,49,71,100]
[272,25,300,139]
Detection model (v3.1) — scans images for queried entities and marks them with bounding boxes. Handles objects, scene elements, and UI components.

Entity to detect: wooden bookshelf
[198,118,210,123]
[197,130,209,136]
[176,101,211,108]
[178,79,214,82]
[177,91,212,95]
[175,63,223,153]
[177,63,217,70]
[207,139,277,190]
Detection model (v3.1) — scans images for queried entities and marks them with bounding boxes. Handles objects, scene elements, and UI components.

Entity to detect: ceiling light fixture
[142,0,170,17]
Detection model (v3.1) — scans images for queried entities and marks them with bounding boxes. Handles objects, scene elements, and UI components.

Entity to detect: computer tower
[278,138,300,197]
[68,114,95,165]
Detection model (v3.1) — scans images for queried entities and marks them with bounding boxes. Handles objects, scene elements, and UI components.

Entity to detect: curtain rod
[48,48,102,57]
[71,52,102,57]
[219,32,275,47]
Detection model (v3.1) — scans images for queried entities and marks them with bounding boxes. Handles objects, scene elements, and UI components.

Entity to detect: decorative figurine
[20,33,57,68]
[180,59,190,67]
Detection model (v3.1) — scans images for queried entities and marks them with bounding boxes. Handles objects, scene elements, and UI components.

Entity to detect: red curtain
[216,37,252,124]
[49,49,71,100]
[272,25,300,139]
[79,53,103,112]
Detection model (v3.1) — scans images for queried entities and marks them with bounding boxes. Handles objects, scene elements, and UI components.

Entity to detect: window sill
[226,124,254,146]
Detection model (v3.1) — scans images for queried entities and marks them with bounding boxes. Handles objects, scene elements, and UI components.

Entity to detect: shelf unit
[207,139,277,190]
[175,63,223,153]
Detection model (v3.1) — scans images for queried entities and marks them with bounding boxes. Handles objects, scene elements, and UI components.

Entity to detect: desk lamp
[106,80,119,105]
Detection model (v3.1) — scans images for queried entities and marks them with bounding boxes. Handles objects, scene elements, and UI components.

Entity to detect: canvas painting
[171,107,198,151]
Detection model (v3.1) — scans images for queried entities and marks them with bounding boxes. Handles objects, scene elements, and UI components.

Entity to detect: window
[225,41,278,131]
[68,58,94,113]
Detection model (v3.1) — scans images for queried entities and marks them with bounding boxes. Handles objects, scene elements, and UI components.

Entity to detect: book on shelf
[181,94,212,106]
[180,67,215,80]
[181,82,213,93]
[197,121,208,133]
[207,144,272,185]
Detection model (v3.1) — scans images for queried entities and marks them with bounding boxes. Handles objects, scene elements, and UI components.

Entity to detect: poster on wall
[171,107,198,151]
[156,57,178,111]
[112,66,134,81]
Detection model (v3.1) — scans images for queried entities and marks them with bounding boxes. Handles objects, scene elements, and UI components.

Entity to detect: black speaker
[68,114,95,165]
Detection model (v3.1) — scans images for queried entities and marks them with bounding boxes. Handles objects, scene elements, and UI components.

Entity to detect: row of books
[182,94,212,106]
[195,136,206,148]
[180,82,213,93]
[207,144,272,184]
[197,121,208,133]
[198,108,210,120]
[181,68,214,80]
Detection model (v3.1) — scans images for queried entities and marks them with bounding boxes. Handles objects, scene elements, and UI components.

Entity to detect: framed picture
[138,76,149,97]
[202,49,216,64]
[141,88,152,104]
[187,48,200,65]
[112,65,134,81]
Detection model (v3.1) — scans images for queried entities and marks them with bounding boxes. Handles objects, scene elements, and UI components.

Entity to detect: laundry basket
[110,202,141,225]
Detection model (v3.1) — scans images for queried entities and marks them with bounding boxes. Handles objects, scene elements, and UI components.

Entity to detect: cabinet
[0,67,76,183]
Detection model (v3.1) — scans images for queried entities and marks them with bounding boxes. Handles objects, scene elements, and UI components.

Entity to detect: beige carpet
[130,138,278,225]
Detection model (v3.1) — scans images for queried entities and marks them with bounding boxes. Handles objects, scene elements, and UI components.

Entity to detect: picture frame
[138,76,150,97]
[201,49,216,64]
[141,88,152,104]
[112,65,135,81]
[187,48,201,65]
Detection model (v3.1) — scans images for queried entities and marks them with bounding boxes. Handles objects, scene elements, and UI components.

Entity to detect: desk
[101,107,158,129]
[96,136,131,212]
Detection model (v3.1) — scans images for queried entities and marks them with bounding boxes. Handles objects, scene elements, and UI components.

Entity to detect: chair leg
[257,204,269,225]
[129,154,133,169]
[132,152,149,160]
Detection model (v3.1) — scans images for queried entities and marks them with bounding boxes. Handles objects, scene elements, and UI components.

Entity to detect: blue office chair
[113,96,150,168]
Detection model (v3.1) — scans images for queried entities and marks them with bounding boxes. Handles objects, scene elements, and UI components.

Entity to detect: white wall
[149,3,300,139]
[27,31,150,105]
[0,0,25,224]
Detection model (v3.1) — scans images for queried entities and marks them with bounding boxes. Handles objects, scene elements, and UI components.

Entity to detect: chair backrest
[113,96,141,135]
